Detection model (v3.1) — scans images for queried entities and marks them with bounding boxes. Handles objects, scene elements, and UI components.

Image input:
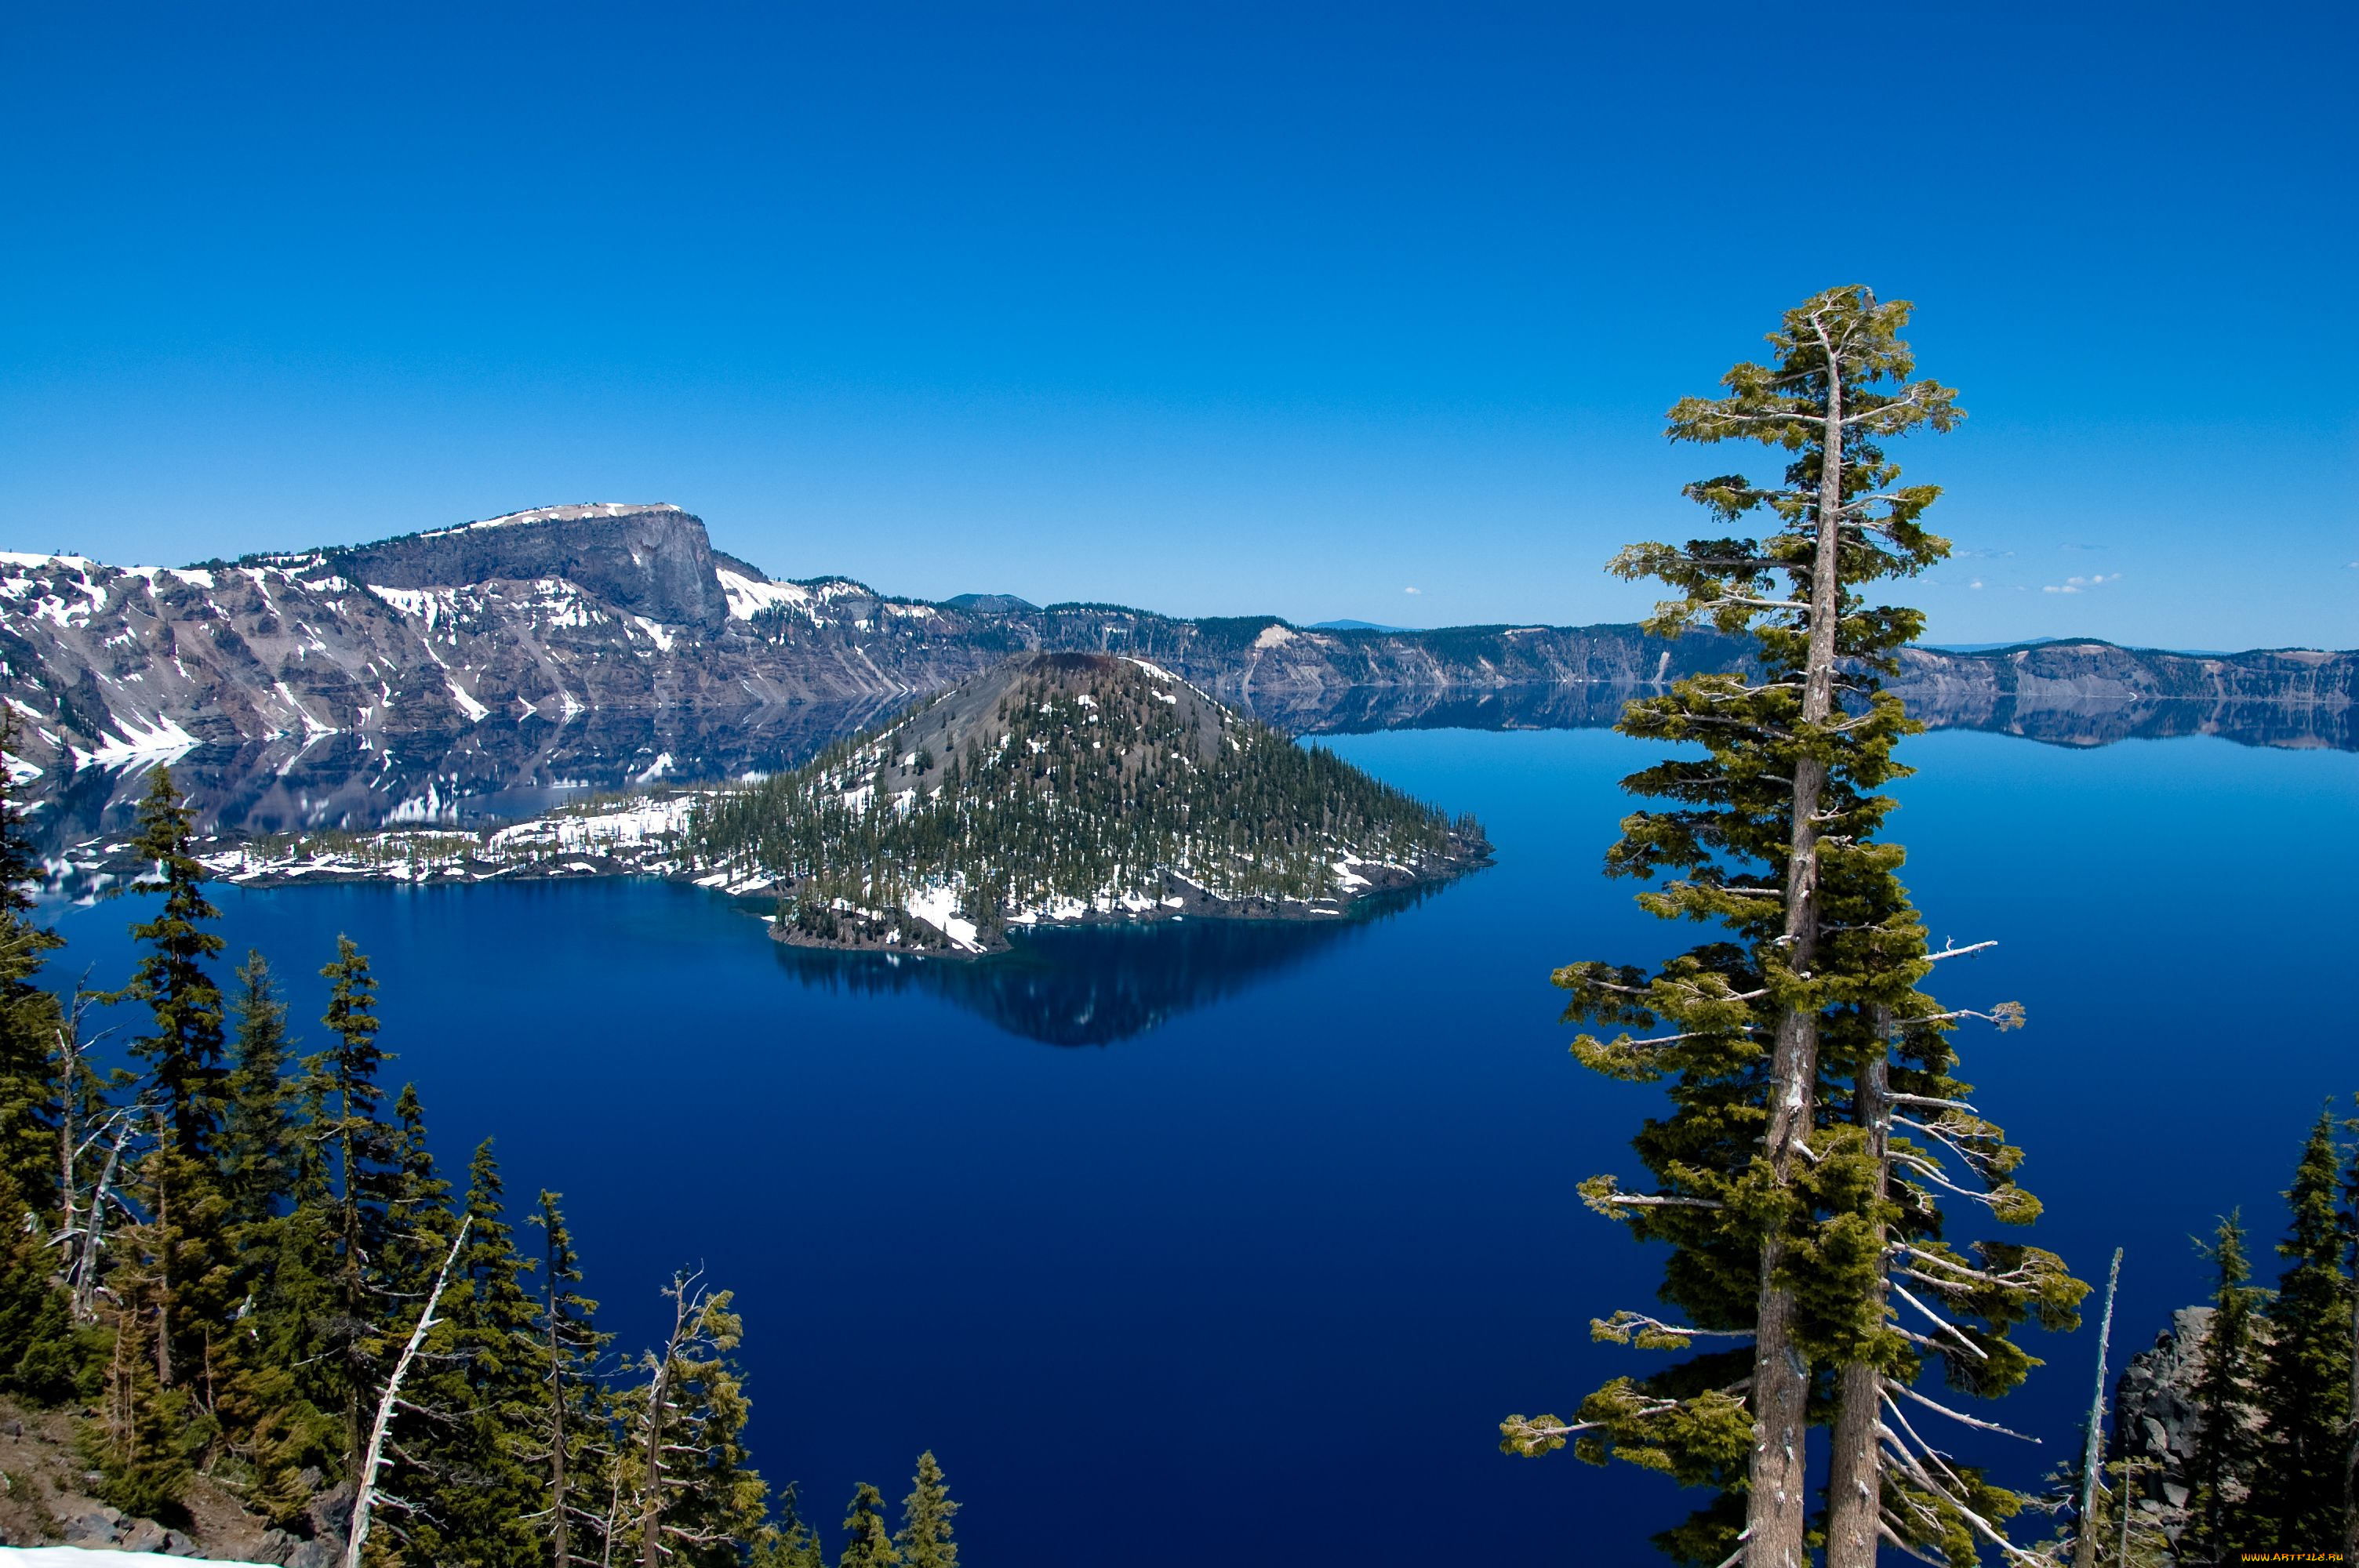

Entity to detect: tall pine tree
[530,1189,613,1568]
[2250,1111,2354,1547]
[892,1451,958,1568]
[1499,287,2075,1565]
[2186,1213,2266,1558]
[118,766,227,1160]
[299,935,401,1471]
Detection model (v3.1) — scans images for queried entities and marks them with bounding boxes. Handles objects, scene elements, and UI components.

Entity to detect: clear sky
[3,2,2351,650]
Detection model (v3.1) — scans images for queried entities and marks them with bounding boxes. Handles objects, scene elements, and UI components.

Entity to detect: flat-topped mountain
[336,502,733,630]
[689,652,1488,953]
[0,503,2348,837]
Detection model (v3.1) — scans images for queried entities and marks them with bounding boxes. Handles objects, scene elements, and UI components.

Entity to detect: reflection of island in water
[772,881,1451,1046]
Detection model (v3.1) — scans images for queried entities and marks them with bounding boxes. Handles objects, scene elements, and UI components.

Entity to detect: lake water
[46,727,2357,1565]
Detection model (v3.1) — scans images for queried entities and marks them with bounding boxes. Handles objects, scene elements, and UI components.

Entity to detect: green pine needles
[1502,287,2085,1567]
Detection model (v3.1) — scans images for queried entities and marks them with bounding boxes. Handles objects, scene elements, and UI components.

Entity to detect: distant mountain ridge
[0,504,2347,808]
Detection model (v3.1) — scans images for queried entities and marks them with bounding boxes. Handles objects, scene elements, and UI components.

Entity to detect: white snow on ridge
[420,502,682,538]
[445,678,489,723]
[716,568,812,621]
[369,583,459,628]
[78,713,200,769]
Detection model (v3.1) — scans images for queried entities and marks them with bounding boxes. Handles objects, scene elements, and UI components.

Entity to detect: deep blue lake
[45,727,2359,1564]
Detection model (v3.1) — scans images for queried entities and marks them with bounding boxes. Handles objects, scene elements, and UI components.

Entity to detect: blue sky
[3,2,2350,649]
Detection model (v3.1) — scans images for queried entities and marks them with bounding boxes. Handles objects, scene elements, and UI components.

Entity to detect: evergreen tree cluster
[0,753,967,1565]
[2161,1111,2358,1561]
[691,654,1477,942]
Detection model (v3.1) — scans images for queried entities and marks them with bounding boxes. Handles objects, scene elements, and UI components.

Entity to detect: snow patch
[78,712,200,769]
[445,678,489,723]
[903,884,983,951]
[717,568,812,622]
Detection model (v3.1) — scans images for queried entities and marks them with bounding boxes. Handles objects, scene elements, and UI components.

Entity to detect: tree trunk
[639,1356,671,1568]
[550,1296,570,1568]
[152,1128,173,1388]
[2071,1249,2124,1568]
[57,1029,77,1247]
[1744,336,1845,1568]
[1824,1010,1892,1568]
[346,1218,468,1568]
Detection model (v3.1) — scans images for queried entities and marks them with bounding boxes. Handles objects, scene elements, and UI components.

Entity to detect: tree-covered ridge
[689,653,1484,949]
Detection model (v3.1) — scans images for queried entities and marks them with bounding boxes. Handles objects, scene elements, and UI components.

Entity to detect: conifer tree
[837,1483,899,1568]
[0,710,63,1214]
[620,1272,768,1568]
[2186,1213,2265,1556]
[222,950,297,1236]
[0,1164,75,1400]
[533,1189,612,1568]
[399,1139,545,1566]
[119,766,227,1160]
[750,1483,827,1568]
[85,1271,192,1520]
[2343,1103,2359,1563]
[2251,1111,2354,1546]
[1499,288,2076,1565]
[892,1451,958,1568]
[300,936,400,1468]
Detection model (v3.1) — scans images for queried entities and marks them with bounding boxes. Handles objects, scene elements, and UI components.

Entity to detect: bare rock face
[337,503,732,632]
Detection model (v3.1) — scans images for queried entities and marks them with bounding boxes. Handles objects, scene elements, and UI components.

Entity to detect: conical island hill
[689,652,1489,953]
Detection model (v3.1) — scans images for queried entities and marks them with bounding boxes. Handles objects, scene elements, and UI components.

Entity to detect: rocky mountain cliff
[1,503,2348,837]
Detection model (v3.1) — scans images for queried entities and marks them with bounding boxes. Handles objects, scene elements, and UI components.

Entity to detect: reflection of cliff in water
[27,699,899,855]
[29,669,2350,852]
[1245,681,2357,753]
[772,882,1451,1046]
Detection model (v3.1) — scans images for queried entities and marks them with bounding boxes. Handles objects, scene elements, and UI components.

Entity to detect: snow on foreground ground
[1,1552,271,1566]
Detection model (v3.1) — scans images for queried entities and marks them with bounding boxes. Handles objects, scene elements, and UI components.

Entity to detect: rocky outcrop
[336,503,732,631]
[2114,1305,2211,1544]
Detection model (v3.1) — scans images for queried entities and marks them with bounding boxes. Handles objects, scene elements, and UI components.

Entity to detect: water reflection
[770,881,1454,1045]
[28,679,2349,855]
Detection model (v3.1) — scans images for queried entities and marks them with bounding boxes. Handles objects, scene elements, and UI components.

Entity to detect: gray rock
[285,1538,340,1568]
[118,1517,169,1552]
[162,1528,203,1556]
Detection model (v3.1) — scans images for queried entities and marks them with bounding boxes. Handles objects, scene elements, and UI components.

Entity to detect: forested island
[690,652,1488,953]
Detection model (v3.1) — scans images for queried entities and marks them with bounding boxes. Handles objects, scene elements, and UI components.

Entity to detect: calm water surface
[49,728,2358,1565]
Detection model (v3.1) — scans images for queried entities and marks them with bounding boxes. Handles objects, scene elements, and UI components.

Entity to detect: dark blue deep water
[45,728,2359,1565]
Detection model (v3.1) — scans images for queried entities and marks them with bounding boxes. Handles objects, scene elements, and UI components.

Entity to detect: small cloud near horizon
[1968,579,1985,590]
[1402,586,1422,595]
[2044,572,2123,595]
[2059,543,2108,552]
